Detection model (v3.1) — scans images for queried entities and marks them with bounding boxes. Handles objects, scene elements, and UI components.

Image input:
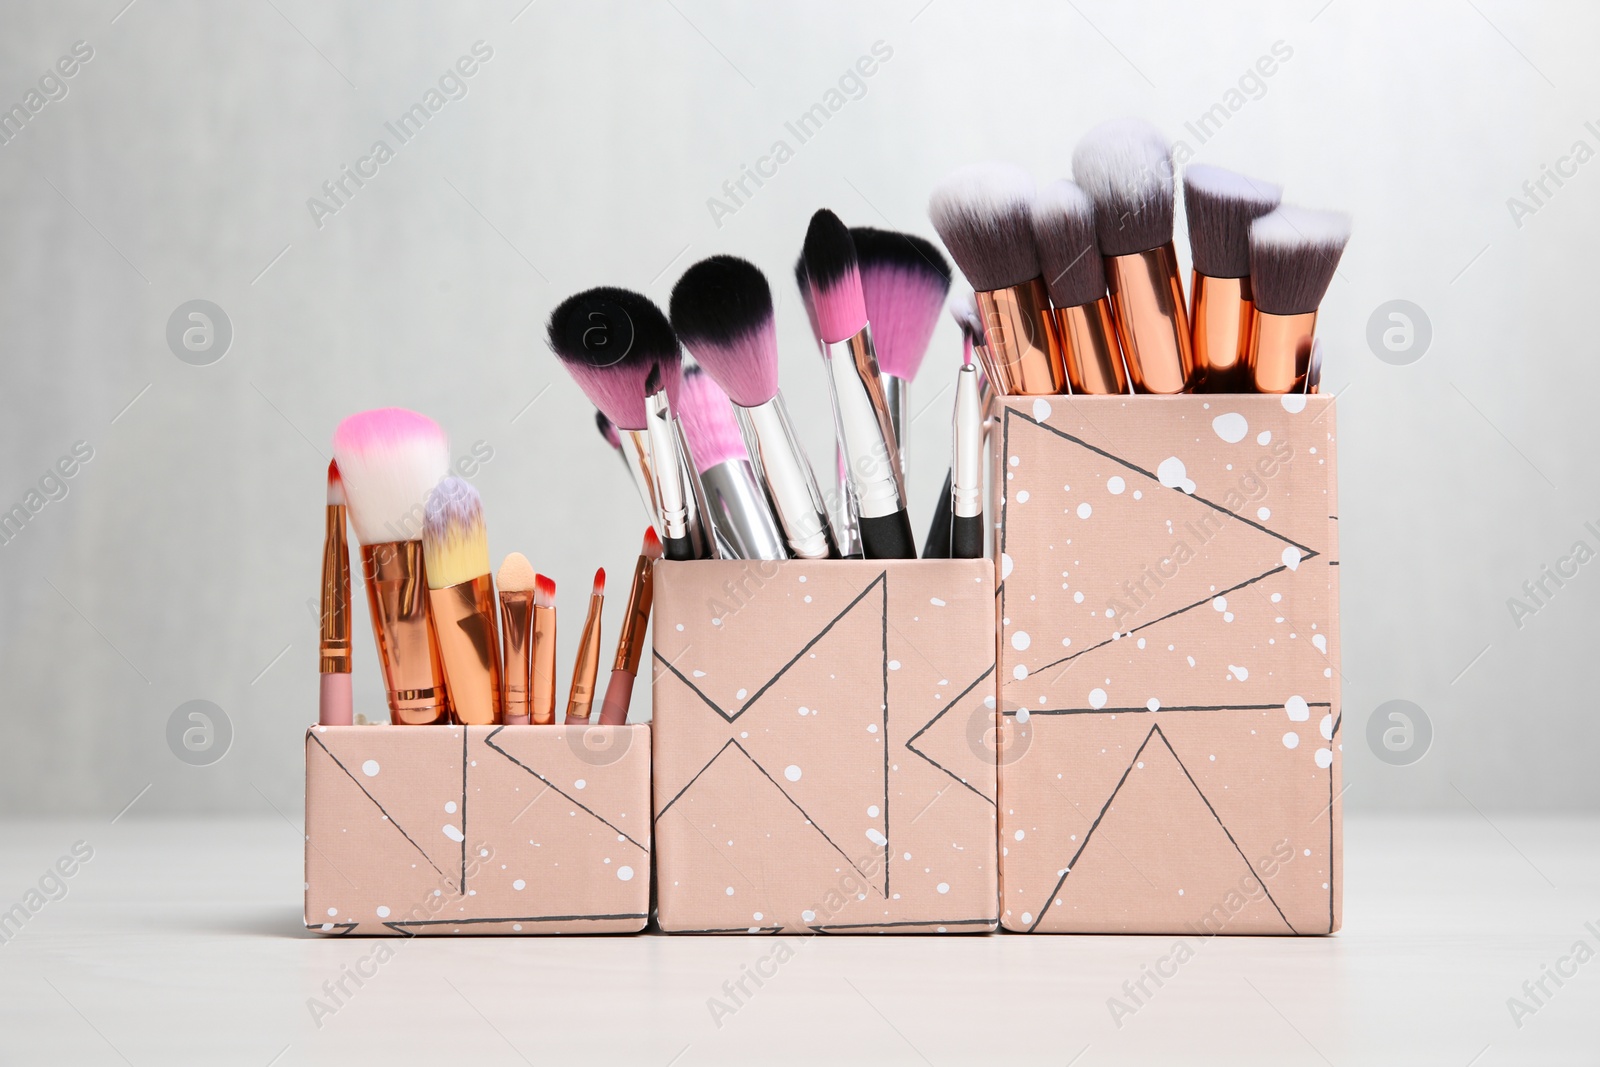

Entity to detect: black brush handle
[859,510,917,560]
[951,514,983,560]
[663,534,695,562]
[922,471,953,559]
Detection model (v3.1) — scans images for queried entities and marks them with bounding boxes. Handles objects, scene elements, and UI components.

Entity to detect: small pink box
[651,558,1000,934]
[304,724,650,935]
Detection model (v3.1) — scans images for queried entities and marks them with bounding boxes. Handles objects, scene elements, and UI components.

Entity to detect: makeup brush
[678,365,787,560]
[565,568,606,725]
[671,254,838,560]
[531,573,557,725]
[497,552,536,725]
[550,288,698,543]
[599,527,662,726]
[923,297,985,559]
[949,351,985,559]
[1033,179,1126,395]
[851,226,952,478]
[319,461,353,726]
[332,408,451,725]
[1073,119,1194,393]
[643,360,715,561]
[803,209,917,559]
[929,163,1064,396]
[796,254,864,559]
[423,476,503,726]
[1183,164,1282,392]
[1247,204,1351,393]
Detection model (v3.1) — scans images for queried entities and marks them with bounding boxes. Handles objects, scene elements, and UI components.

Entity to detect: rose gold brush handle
[974,278,1065,395]
[429,574,504,726]
[1105,242,1194,394]
[1054,297,1126,395]
[360,542,448,725]
[1247,310,1317,394]
[1190,272,1254,392]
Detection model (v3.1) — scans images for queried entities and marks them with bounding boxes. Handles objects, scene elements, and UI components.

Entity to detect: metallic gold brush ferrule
[1247,310,1317,394]
[360,541,448,725]
[320,504,351,674]
[974,278,1065,396]
[1105,242,1194,394]
[1191,273,1254,392]
[565,591,604,724]
[499,588,533,725]
[1053,297,1126,395]
[613,556,653,676]
[429,574,503,726]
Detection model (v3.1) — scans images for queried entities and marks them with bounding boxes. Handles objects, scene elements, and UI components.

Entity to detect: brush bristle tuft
[802,210,868,343]
[670,255,781,407]
[547,287,680,430]
[927,163,1040,291]
[1249,205,1351,315]
[642,526,663,559]
[533,574,556,608]
[592,568,605,596]
[422,476,489,589]
[1183,164,1282,278]
[851,227,951,380]
[1072,119,1176,256]
[1032,179,1107,308]
[326,460,345,506]
[497,551,537,592]
[677,366,749,471]
[331,408,450,546]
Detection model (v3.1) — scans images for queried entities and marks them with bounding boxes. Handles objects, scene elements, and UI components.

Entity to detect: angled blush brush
[929,163,1065,396]
[599,527,661,726]
[565,568,606,724]
[672,254,838,559]
[423,476,503,725]
[1073,119,1194,393]
[1247,204,1351,393]
[319,461,353,726]
[331,408,451,725]
[1184,164,1282,391]
[803,209,916,559]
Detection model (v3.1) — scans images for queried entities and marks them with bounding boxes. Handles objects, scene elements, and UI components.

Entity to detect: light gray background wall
[0,0,1592,816]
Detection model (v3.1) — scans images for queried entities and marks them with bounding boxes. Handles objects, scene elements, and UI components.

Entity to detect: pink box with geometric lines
[993,394,1342,934]
[650,558,999,934]
[304,724,650,935]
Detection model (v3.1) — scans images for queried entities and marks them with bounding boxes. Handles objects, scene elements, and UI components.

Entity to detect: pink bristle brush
[677,365,786,560]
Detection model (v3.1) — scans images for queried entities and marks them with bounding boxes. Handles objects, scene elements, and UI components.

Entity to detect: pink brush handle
[598,669,635,726]
[319,673,353,726]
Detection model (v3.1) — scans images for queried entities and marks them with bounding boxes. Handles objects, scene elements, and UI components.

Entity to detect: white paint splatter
[1077,502,1093,519]
[1147,698,1160,711]
[937,882,950,894]
[1283,732,1300,749]
[1312,634,1327,654]
[1228,664,1249,681]
[868,805,880,818]
[617,866,634,881]
[930,597,946,607]
[1282,393,1307,414]
[1013,664,1029,680]
[1257,430,1272,445]
[1001,553,1014,580]
[1088,688,1107,710]
[1107,476,1126,495]
[1320,713,1334,740]
[1315,748,1333,768]
[1012,631,1031,651]
[866,828,888,847]
[361,760,380,777]
[443,824,465,842]
[1157,457,1196,493]
[376,906,390,918]
[888,660,901,671]
[444,801,456,814]
[1212,412,1248,443]
[784,765,802,782]
[1033,398,1053,420]
[513,879,525,890]
[1017,490,1030,503]
[1282,546,1301,571]
[1286,695,1309,721]
[1213,596,1228,612]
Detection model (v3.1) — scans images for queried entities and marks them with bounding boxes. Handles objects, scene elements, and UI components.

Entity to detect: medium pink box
[650,559,999,933]
[304,724,650,935]
[993,394,1342,934]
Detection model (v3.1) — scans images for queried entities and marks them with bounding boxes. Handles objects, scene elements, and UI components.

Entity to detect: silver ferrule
[618,429,663,531]
[952,364,983,520]
[821,325,906,521]
[700,459,787,561]
[832,445,862,557]
[739,396,833,560]
[673,415,719,560]
[646,391,689,543]
[879,372,908,482]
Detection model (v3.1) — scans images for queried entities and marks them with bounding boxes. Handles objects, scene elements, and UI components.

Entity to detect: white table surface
[0,815,1593,1065]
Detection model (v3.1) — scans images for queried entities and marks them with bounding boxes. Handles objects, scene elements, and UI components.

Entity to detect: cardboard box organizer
[304,724,651,935]
[992,394,1341,934]
[650,559,999,933]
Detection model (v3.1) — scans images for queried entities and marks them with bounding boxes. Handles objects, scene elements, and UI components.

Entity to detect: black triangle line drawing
[1023,722,1296,935]
[481,727,649,851]
[1023,565,1301,680]
[1004,408,1319,557]
[653,737,883,897]
[307,732,455,889]
[651,572,887,724]
[903,665,998,806]
[1006,701,1332,717]
[999,408,1320,683]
